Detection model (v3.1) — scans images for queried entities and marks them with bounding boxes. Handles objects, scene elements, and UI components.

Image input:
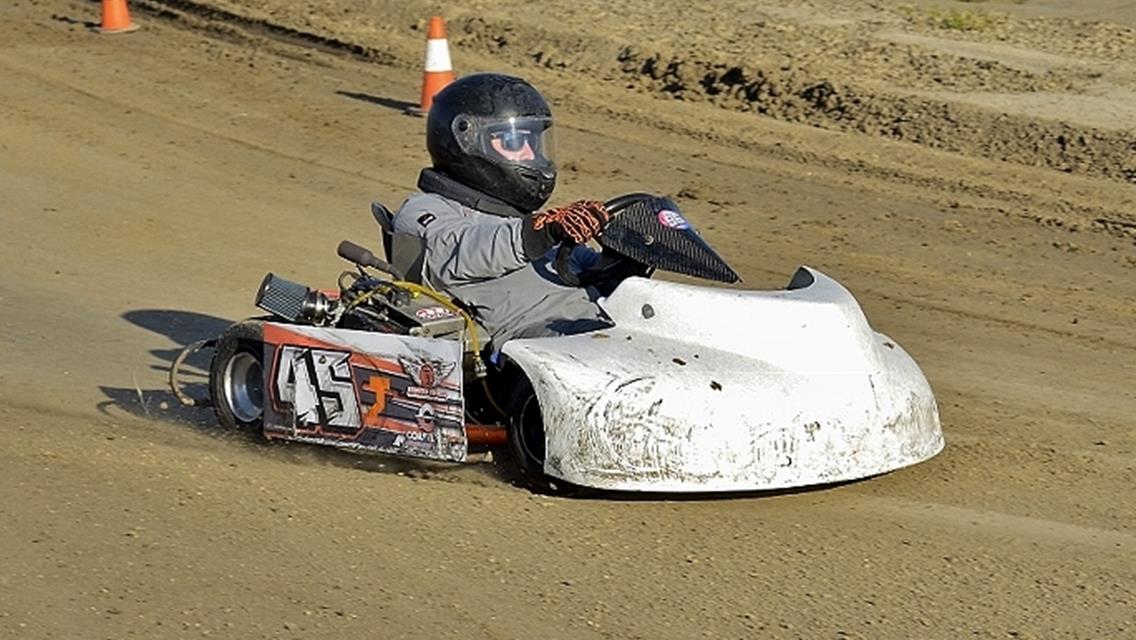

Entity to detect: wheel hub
[224,352,264,423]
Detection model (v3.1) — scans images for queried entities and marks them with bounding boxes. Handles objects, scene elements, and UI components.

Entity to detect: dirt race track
[1,0,1134,637]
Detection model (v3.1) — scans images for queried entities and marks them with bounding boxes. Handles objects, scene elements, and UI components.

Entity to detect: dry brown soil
[1,0,1134,638]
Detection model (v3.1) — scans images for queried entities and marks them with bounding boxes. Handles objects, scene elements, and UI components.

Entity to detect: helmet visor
[476,116,555,170]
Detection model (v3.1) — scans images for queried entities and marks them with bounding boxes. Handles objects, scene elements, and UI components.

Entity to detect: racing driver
[391,73,613,347]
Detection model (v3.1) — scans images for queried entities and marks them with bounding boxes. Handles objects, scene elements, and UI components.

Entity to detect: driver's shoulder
[393,192,464,234]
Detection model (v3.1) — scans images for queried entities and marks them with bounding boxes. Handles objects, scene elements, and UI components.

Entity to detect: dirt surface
[1,0,1134,638]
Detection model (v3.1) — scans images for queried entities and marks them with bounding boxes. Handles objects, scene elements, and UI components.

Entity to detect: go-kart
[171,194,944,493]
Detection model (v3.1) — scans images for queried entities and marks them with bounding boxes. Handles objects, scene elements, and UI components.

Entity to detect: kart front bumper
[501,268,944,492]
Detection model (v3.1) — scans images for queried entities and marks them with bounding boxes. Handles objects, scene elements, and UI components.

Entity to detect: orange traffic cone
[99,0,139,34]
[407,16,455,116]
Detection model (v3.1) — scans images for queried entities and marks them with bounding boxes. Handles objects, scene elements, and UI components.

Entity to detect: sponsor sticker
[657,209,690,230]
[398,353,457,390]
[415,306,456,321]
[399,352,459,401]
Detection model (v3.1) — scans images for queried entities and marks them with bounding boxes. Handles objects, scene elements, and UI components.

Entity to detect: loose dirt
[1,0,1133,638]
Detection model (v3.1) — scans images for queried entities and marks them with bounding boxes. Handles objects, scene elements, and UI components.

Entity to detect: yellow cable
[344,280,483,371]
[395,281,482,359]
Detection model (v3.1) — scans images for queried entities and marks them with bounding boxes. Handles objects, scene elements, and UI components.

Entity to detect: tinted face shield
[453,115,556,176]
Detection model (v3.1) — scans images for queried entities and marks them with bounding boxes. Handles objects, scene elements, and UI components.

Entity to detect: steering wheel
[554,193,655,288]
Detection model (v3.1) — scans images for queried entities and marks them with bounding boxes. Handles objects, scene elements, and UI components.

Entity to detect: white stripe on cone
[424,39,452,73]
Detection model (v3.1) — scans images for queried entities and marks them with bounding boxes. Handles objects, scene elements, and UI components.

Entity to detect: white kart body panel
[500,267,943,492]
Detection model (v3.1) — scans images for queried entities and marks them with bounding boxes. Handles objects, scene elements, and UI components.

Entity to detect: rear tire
[209,321,266,434]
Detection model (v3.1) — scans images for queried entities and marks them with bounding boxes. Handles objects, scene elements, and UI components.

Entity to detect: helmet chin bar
[514,165,557,211]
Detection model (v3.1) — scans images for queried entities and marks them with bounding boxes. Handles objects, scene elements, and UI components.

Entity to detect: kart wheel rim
[224,352,264,423]
[517,394,545,465]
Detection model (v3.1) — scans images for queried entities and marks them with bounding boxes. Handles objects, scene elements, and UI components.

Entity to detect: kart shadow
[564,479,861,503]
[97,309,233,429]
[99,309,516,485]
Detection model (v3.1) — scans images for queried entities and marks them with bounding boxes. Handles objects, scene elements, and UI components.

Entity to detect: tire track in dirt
[0,55,413,194]
[125,0,1136,258]
[133,0,1136,186]
[561,97,1136,246]
[132,0,397,64]
[607,46,1136,184]
[449,12,1136,185]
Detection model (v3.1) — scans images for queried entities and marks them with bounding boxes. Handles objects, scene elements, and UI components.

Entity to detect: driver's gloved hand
[521,200,610,260]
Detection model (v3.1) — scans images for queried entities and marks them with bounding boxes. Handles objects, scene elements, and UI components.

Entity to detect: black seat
[370,201,396,263]
[371,200,429,286]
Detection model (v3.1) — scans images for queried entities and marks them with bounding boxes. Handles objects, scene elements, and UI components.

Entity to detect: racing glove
[521,200,610,260]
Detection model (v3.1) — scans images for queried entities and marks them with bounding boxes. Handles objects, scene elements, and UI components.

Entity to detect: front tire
[209,321,266,434]
[507,374,577,495]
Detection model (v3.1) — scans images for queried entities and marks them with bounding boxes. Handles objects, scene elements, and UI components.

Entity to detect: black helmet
[426,73,557,212]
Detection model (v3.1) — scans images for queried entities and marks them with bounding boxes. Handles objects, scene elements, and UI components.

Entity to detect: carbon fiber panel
[600,196,740,283]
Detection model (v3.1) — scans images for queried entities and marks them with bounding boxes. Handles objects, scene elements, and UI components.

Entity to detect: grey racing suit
[391,173,610,346]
